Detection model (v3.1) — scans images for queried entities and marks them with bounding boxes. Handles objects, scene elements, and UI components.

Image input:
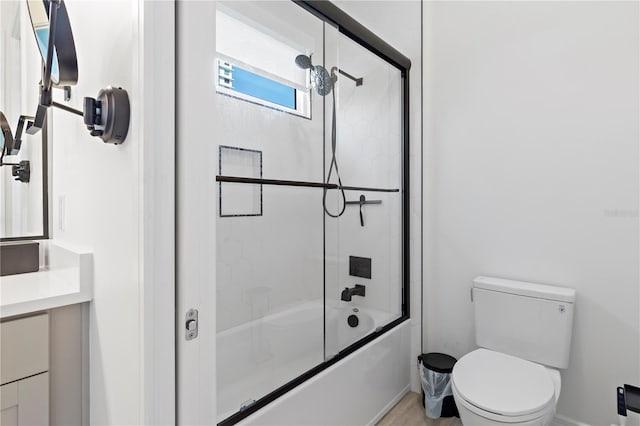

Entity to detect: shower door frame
[216,1,412,425]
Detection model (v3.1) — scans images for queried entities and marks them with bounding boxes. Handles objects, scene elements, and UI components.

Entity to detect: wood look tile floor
[376,392,463,426]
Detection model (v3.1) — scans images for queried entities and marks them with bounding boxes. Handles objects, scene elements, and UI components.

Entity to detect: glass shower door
[211,2,409,423]
[214,1,327,422]
[323,26,405,358]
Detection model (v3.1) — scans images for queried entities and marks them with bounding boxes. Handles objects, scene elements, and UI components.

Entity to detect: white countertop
[0,242,93,318]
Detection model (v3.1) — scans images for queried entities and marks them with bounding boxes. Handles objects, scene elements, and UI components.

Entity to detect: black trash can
[418,353,459,418]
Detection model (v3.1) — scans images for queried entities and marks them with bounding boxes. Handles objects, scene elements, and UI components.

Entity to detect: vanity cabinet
[0,314,49,426]
[0,373,49,426]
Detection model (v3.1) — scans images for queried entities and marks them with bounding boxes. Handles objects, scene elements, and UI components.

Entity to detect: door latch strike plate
[185,308,198,341]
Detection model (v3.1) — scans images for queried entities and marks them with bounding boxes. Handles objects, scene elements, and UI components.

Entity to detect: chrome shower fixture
[24,0,130,145]
[294,54,313,70]
[295,54,363,96]
[295,54,335,96]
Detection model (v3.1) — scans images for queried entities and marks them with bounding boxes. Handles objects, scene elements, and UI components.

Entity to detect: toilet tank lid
[473,276,576,303]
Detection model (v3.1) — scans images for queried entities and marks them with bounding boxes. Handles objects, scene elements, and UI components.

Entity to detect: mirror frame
[0,112,15,154]
[0,116,50,242]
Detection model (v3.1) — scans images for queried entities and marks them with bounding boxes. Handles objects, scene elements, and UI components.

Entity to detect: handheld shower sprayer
[294,53,364,218]
[295,54,336,96]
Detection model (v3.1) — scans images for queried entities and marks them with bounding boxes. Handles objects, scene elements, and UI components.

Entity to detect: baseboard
[368,385,411,426]
[552,414,592,426]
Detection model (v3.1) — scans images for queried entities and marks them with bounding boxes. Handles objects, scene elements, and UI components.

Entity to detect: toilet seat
[452,349,556,422]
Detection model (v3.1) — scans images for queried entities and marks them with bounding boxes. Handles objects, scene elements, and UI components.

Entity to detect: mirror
[1,1,50,241]
[26,0,77,87]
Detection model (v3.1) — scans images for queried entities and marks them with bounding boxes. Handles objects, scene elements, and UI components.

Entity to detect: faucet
[341,284,366,302]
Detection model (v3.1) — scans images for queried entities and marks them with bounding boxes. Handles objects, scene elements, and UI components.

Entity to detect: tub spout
[341,284,366,302]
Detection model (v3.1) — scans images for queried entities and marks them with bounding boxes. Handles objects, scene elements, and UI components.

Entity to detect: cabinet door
[18,373,49,426]
[0,373,49,426]
[0,381,18,426]
[0,314,49,385]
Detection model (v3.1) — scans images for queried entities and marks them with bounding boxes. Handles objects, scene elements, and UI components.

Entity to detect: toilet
[451,276,576,425]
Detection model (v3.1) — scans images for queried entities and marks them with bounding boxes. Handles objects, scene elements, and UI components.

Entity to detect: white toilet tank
[472,276,576,369]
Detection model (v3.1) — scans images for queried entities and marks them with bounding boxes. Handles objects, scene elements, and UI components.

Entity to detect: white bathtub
[216,301,405,423]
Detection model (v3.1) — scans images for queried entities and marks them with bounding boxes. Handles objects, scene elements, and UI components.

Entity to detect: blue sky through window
[230,66,296,110]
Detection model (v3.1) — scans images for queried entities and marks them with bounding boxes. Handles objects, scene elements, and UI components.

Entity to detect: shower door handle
[345,195,382,227]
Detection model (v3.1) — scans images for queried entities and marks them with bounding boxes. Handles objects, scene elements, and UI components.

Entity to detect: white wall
[50,2,143,424]
[423,2,640,425]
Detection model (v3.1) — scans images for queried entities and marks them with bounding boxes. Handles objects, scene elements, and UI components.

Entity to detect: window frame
[215,58,312,119]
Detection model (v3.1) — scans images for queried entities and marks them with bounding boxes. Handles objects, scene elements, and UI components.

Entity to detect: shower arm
[337,69,363,86]
[331,66,363,87]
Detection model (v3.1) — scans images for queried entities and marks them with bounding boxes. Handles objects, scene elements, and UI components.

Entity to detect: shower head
[295,53,364,96]
[311,65,335,96]
[295,54,335,96]
[295,54,313,70]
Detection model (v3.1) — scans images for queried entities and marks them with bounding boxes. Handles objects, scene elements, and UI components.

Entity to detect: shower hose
[323,89,347,218]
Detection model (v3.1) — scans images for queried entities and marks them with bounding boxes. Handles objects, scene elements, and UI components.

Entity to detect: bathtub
[217,301,409,424]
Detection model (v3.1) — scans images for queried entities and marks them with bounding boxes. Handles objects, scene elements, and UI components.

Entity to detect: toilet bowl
[451,349,561,426]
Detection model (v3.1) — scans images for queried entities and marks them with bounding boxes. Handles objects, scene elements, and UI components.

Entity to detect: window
[217,60,300,113]
[216,9,311,118]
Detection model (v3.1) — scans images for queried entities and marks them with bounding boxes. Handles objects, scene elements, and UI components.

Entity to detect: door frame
[139,1,176,424]
[176,1,218,424]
